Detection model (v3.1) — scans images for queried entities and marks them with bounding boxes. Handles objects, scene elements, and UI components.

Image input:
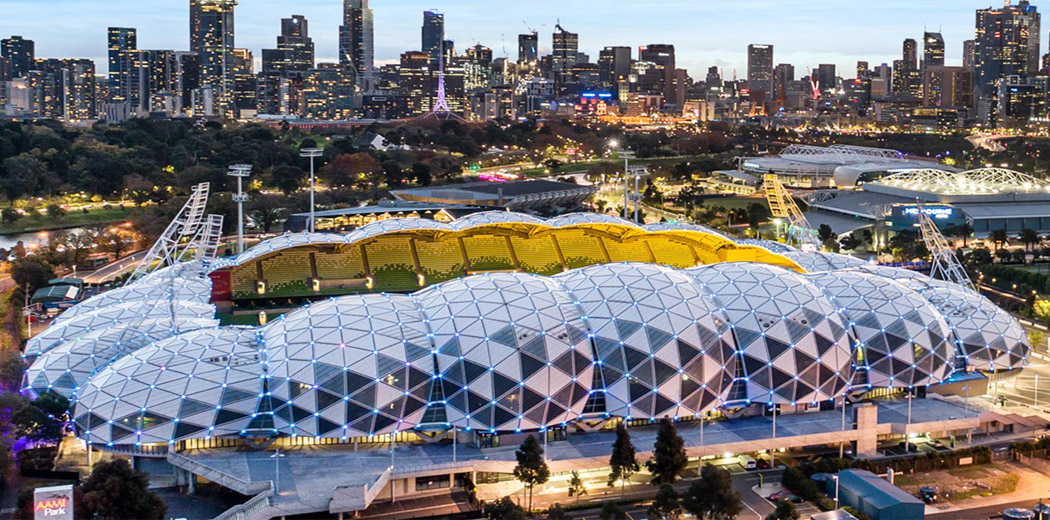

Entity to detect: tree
[11,257,55,292]
[46,204,66,218]
[648,484,682,520]
[647,418,688,486]
[991,228,1009,251]
[322,153,381,190]
[547,504,569,520]
[1021,228,1040,252]
[100,231,134,260]
[1,154,45,200]
[568,470,587,504]
[81,459,166,520]
[411,163,432,186]
[600,501,628,520]
[513,434,550,513]
[1,207,20,224]
[270,165,307,196]
[839,234,860,252]
[483,496,525,520]
[766,499,800,520]
[682,465,743,520]
[12,393,69,444]
[608,421,639,495]
[247,195,287,233]
[817,223,836,244]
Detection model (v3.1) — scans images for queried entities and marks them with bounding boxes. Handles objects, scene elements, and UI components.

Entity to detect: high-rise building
[422,11,444,64]
[26,58,97,120]
[705,66,721,90]
[598,46,631,91]
[747,44,774,95]
[116,50,149,112]
[189,0,236,108]
[518,33,538,68]
[262,15,315,75]
[108,28,137,102]
[339,0,374,90]
[923,32,945,69]
[773,63,794,96]
[974,0,1041,113]
[303,64,355,120]
[230,48,256,112]
[818,64,837,94]
[552,23,579,73]
[963,39,976,71]
[176,52,202,110]
[464,44,493,92]
[922,66,973,108]
[1,36,35,78]
[399,51,431,115]
[903,38,919,70]
[856,61,870,79]
[640,44,676,103]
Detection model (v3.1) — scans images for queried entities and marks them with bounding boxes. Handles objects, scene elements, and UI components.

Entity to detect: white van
[740,455,757,470]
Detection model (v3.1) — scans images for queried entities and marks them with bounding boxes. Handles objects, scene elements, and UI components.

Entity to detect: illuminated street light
[300,148,325,233]
[227,164,253,254]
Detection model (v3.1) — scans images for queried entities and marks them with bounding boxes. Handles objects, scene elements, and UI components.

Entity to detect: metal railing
[212,489,274,520]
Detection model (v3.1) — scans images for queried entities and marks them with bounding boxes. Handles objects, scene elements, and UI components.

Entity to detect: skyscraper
[339,0,374,90]
[747,44,774,95]
[598,46,631,91]
[1,36,35,78]
[773,63,795,95]
[640,44,677,104]
[262,15,315,75]
[903,38,918,70]
[422,11,445,64]
[518,33,538,68]
[108,28,137,102]
[189,0,236,106]
[818,64,837,94]
[963,39,976,71]
[923,32,945,69]
[552,24,579,73]
[974,1,1041,108]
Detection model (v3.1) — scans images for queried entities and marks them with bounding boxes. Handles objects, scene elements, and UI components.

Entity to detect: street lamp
[299,148,324,233]
[270,449,285,497]
[227,164,253,254]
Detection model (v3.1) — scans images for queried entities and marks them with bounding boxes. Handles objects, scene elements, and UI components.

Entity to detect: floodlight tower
[227,164,253,254]
[299,148,325,233]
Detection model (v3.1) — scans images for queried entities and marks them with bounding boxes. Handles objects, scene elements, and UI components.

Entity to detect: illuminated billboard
[34,485,74,520]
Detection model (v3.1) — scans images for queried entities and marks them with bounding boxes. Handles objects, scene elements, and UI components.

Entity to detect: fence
[1014,449,1050,474]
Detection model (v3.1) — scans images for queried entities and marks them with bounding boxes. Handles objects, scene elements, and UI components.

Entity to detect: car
[756,458,771,469]
[767,491,804,503]
[897,441,919,452]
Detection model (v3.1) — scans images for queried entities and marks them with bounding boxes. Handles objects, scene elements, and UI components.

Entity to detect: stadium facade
[722,144,946,189]
[21,211,1032,519]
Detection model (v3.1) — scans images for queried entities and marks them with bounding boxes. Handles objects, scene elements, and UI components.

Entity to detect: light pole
[832,474,840,509]
[840,396,848,458]
[771,404,777,468]
[270,449,284,498]
[1036,373,1040,408]
[299,148,324,233]
[228,164,253,254]
[905,389,913,453]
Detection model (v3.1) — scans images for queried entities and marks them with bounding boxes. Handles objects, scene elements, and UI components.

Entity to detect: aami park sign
[33,484,74,520]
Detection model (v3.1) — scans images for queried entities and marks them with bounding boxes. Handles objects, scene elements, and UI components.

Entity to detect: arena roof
[38,255,1029,446]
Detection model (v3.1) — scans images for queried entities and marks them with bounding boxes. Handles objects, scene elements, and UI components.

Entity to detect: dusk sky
[2,0,1031,77]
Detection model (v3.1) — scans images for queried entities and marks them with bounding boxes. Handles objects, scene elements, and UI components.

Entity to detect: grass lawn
[0,206,144,234]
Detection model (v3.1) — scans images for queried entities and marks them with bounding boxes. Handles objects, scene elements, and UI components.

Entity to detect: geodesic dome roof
[74,327,262,446]
[923,285,1029,371]
[557,263,735,420]
[807,271,954,388]
[735,239,798,254]
[25,300,215,357]
[417,272,593,432]
[262,293,432,438]
[54,275,211,325]
[685,263,852,405]
[24,317,219,399]
[782,252,869,272]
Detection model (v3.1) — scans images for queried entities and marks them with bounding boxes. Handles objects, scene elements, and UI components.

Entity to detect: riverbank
[0,206,143,236]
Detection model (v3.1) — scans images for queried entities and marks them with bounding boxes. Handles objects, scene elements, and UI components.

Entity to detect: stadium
[723,144,947,189]
[21,208,1033,518]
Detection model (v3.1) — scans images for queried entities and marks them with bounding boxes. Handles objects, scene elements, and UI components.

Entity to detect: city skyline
[2,0,1023,77]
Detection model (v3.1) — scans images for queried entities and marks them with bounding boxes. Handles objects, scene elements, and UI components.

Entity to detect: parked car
[767,491,804,503]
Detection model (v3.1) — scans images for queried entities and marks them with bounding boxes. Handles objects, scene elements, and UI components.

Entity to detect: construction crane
[917,203,977,292]
[764,174,821,251]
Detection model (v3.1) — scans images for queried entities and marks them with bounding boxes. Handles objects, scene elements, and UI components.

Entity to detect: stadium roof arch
[872,168,1050,196]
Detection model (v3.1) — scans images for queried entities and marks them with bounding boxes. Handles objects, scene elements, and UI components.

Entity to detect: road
[996,361,1050,411]
[928,498,1042,520]
[79,250,148,285]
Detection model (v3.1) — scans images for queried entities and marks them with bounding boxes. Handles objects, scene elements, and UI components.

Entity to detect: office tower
[399,51,431,115]
[1,36,35,78]
[773,63,794,96]
[116,50,149,112]
[230,48,255,112]
[974,0,1041,110]
[818,64,837,93]
[303,64,355,120]
[145,50,179,107]
[705,66,722,89]
[518,33,538,67]
[747,44,774,95]
[0,56,10,107]
[27,58,97,120]
[857,61,869,79]
[924,32,945,68]
[922,66,973,108]
[552,23,579,73]
[176,51,202,109]
[598,46,631,91]
[189,0,236,104]
[108,28,137,101]
[903,38,918,70]
[339,0,374,89]
[422,11,444,63]
[963,39,976,71]
[262,15,315,75]
[464,44,493,92]
[62,59,97,120]
[640,44,676,103]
